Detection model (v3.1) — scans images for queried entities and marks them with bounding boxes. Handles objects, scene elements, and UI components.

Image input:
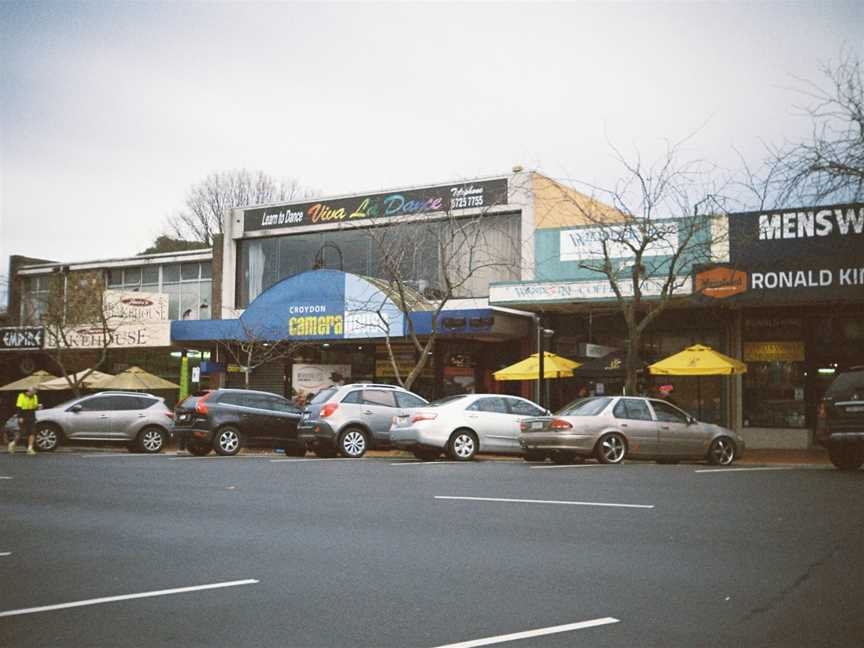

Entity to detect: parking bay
[1,454,861,647]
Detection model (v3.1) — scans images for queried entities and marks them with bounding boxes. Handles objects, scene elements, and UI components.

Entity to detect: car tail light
[195,391,214,415]
[411,413,438,424]
[320,403,339,418]
[549,418,573,430]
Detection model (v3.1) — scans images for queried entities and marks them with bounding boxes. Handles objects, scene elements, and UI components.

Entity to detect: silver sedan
[518,396,746,465]
[390,394,549,461]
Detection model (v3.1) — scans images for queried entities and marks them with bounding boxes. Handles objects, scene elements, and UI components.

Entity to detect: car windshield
[428,394,470,407]
[825,370,864,399]
[310,387,338,405]
[556,397,612,416]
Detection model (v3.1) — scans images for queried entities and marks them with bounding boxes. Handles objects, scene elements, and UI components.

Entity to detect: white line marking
[695,467,800,474]
[529,463,605,470]
[431,617,620,648]
[390,461,466,466]
[0,476,12,480]
[435,495,654,509]
[169,455,265,461]
[80,453,163,458]
[0,552,11,557]
[269,458,354,463]
[0,579,259,618]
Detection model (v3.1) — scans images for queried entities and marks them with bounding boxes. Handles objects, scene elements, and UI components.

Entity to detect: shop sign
[719,202,864,303]
[694,267,748,299]
[0,327,44,351]
[490,276,693,304]
[560,223,678,262]
[291,364,351,396]
[743,341,805,362]
[44,321,171,349]
[243,178,508,232]
[105,290,169,321]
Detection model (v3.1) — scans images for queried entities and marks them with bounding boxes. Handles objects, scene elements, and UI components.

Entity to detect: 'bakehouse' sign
[243,179,508,232]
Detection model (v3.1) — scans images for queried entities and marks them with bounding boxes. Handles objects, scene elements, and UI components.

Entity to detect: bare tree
[38,271,119,396]
[343,207,521,390]
[216,319,306,390]
[753,50,863,206]
[168,170,313,245]
[550,142,729,394]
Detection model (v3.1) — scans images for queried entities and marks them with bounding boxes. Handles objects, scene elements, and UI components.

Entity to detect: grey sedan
[390,393,549,461]
[518,396,745,465]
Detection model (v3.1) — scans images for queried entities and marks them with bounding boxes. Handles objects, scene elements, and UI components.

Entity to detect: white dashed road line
[390,461,467,466]
[269,458,355,463]
[0,579,259,618]
[0,476,12,480]
[431,617,620,648]
[694,466,802,474]
[0,552,11,557]
[435,495,654,509]
[529,463,606,470]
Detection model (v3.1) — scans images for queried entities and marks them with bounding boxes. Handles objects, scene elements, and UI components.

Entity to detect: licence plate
[531,421,544,430]
[846,406,864,412]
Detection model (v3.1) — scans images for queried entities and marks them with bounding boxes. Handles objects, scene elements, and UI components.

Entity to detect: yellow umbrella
[494,352,581,381]
[648,344,747,376]
[91,366,179,391]
[39,370,115,391]
[0,370,58,391]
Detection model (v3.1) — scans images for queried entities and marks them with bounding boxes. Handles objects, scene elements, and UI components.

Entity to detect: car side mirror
[687,415,697,425]
[69,404,83,413]
[545,409,552,416]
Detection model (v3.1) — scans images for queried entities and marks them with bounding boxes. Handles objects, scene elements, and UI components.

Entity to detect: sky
[1,0,862,301]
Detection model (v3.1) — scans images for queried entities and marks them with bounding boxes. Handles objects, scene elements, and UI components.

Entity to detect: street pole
[536,315,543,406]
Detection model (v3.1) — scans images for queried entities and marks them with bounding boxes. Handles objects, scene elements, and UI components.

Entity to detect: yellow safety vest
[16,393,39,411]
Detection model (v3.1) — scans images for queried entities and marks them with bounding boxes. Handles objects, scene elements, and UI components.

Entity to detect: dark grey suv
[297,383,428,458]
[817,366,864,470]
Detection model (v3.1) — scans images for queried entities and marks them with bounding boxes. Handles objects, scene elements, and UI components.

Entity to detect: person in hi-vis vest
[10,386,41,455]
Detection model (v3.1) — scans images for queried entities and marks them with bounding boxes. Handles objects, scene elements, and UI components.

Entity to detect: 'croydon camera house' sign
[243,179,509,232]
[694,202,864,303]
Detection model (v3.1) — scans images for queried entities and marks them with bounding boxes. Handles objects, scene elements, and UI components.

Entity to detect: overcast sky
[1,1,862,288]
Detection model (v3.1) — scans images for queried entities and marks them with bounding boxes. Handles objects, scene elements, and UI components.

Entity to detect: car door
[611,398,659,457]
[503,397,547,453]
[464,397,512,452]
[65,395,113,438]
[360,389,398,442]
[239,393,276,442]
[109,395,155,440]
[651,399,704,457]
[262,395,302,443]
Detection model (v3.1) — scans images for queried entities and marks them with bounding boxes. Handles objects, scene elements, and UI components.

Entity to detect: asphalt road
[1,452,862,647]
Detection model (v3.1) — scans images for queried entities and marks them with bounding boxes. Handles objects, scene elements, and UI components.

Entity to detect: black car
[816,366,864,470]
[173,389,305,456]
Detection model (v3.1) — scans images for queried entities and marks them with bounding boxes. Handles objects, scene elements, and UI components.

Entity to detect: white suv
[297,383,428,458]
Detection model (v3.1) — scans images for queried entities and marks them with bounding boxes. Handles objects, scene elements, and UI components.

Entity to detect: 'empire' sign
[0,327,44,351]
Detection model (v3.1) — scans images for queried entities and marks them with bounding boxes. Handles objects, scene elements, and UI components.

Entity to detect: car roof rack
[343,383,399,389]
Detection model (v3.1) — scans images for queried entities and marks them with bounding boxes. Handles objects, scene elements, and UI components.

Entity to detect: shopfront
[172,269,531,402]
[694,201,864,448]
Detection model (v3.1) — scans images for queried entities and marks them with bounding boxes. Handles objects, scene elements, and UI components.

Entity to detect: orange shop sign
[695,267,748,299]
[743,341,805,362]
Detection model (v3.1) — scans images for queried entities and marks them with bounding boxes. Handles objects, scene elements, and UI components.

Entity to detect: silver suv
[3,391,174,453]
[297,383,428,458]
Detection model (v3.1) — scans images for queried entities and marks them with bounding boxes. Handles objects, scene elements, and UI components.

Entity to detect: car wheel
[137,427,167,454]
[282,444,307,457]
[828,443,864,471]
[413,449,441,461]
[448,429,477,461]
[338,427,368,458]
[187,440,211,456]
[214,426,242,456]
[523,452,547,463]
[34,425,61,452]
[707,437,736,466]
[314,446,337,458]
[595,433,627,464]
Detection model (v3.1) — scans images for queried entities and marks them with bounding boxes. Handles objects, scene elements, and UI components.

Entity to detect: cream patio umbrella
[0,370,58,391]
[38,370,115,391]
[90,366,179,391]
